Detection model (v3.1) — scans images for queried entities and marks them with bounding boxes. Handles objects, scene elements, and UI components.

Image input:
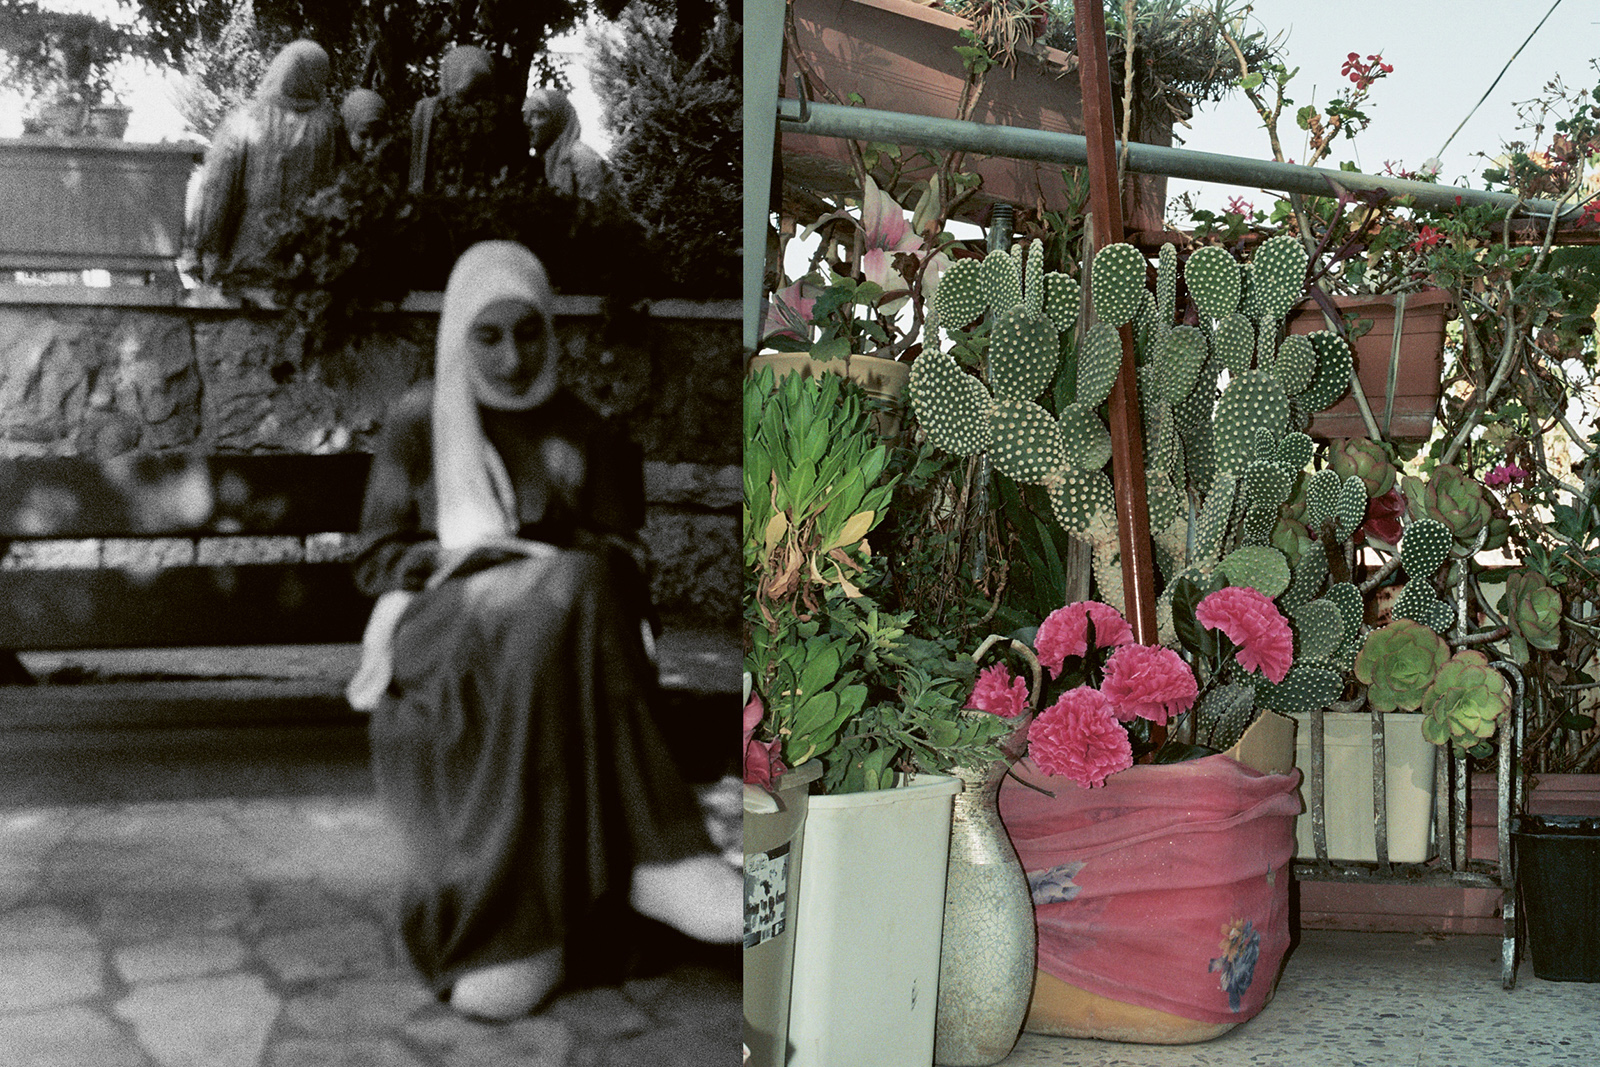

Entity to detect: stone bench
[0,453,737,800]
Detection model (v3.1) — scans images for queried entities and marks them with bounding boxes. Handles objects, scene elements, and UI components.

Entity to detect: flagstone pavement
[0,639,742,1067]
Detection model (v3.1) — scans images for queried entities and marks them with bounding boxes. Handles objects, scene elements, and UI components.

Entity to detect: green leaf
[1239,72,1264,90]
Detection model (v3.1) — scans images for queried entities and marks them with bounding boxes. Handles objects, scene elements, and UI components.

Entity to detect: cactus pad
[989,306,1059,402]
[1025,239,1045,317]
[982,248,1022,312]
[1089,242,1148,327]
[1393,581,1456,634]
[1057,401,1113,472]
[1213,313,1256,377]
[1077,321,1124,409]
[1256,662,1344,713]
[1335,475,1369,541]
[1214,370,1289,475]
[1049,468,1117,534]
[1276,431,1315,473]
[1298,331,1354,413]
[933,257,986,328]
[988,399,1065,483]
[1220,544,1291,597]
[1157,242,1179,325]
[1400,517,1451,581]
[1291,598,1346,662]
[1303,469,1343,531]
[1269,333,1317,397]
[1160,325,1209,405]
[1249,234,1310,319]
[908,346,993,455]
[1043,272,1081,334]
[1183,245,1242,320]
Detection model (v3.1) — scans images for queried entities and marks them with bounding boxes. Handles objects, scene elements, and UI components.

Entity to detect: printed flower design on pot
[1208,918,1261,1012]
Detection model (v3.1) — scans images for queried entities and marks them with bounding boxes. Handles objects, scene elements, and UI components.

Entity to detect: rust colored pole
[1074,3,1158,653]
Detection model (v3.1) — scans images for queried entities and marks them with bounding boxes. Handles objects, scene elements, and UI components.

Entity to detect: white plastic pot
[786,773,962,1067]
[1293,710,1437,863]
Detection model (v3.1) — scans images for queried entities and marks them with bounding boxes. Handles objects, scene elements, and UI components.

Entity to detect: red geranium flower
[1194,586,1294,684]
[1100,643,1199,725]
[1027,686,1133,789]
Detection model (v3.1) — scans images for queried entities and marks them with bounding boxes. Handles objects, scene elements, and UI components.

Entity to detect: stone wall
[0,286,740,626]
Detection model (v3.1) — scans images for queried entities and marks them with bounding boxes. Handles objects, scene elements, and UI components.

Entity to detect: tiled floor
[0,786,741,1067]
[997,929,1598,1066]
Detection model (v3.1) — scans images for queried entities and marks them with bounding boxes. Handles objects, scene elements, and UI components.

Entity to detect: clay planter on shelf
[1287,288,1452,442]
[782,0,1172,237]
[747,350,911,439]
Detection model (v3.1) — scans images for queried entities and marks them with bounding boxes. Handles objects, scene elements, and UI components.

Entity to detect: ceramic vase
[933,760,1035,1065]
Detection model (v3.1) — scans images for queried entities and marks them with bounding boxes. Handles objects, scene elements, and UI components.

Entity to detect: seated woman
[352,240,738,1021]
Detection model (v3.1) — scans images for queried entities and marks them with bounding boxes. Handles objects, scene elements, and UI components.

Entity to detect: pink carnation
[1194,586,1294,684]
[1100,643,1199,725]
[965,663,1030,719]
[1027,686,1133,789]
[1034,601,1134,679]
[743,691,786,788]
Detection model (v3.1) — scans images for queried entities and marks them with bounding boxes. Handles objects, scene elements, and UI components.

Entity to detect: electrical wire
[1432,0,1565,164]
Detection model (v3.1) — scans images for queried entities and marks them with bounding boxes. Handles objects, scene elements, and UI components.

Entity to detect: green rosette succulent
[1420,649,1512,755]
[1327,437,1397,499]
[1505,569,1563,652]
[1424,464,1492,544]
[1271,516,1313,569]
[1353,619,1450,712]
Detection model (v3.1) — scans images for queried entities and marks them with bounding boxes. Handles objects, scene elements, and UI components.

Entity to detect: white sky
[1169,0,1600,213]
[0,4,611,150]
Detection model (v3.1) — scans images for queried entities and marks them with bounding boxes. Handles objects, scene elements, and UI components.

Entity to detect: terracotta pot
[87,105,131,140]
[1287,288,1452,442]
[747,350,911,439]
[781,0,1172,237]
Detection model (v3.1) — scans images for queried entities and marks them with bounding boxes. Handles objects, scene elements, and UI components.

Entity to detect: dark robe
[353,383,711,993]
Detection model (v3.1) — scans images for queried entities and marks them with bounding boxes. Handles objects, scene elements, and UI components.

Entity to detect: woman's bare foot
[630,854,742,943]
[450,948,564,1021]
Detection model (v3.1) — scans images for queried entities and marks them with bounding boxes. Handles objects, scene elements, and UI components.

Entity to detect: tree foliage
[590,0,738,297]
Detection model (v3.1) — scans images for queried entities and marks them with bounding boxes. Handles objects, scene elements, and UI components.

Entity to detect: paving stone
[0,1005,147,1067]
[265,1037,430,1067]
[0,867,36,911]
[257,920,391,985]
[546,986,652,1041]
[0,904,97,949]
[229,801,407,891]
[115,973,279,1067]
[44,839,248,894]
[622,963,739,1023]
[246,882,363,937]
[113,933,248,984]
[281,975,436,1036]
[0,808,87,866]
[600,1010,742,1067]
[98,884,254,942]
[487,1016,577,1067]
[0,947,103,1012]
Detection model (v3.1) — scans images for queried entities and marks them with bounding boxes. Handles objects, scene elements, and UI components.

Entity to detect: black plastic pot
[1511,815,1600,982]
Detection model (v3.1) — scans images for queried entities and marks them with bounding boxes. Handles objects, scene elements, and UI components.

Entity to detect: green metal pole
[744,0,787,353]
[775,98,1576,220]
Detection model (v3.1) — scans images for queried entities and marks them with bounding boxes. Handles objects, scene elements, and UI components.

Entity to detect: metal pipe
[777,98,1578,220]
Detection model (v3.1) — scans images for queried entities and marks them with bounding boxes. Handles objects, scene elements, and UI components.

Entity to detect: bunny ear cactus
[1353,619,1450,712]
[1420,650,1512,757]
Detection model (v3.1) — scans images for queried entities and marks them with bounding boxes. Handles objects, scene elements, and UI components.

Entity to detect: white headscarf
[433,241,560,549]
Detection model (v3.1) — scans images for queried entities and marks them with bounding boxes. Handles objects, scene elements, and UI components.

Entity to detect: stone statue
[407,44,526,194]
[190,40,344,282]
[522,88,618,204]
[340,88,389,159]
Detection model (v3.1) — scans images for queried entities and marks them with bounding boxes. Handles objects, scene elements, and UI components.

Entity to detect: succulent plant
[1353,619,1450,712]
[1423,464,1493,544]
[1505,569,1563,652]
[1419,649,1512,755]
[1327,437,1397,499]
